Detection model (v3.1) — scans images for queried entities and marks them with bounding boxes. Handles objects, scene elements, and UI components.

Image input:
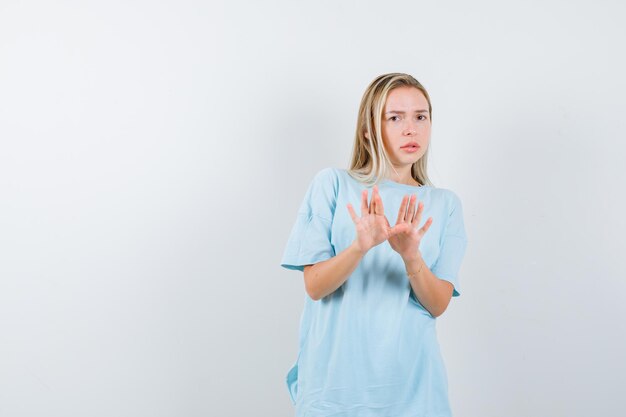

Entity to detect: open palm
[346,185,395,253]
[388,194,433,261]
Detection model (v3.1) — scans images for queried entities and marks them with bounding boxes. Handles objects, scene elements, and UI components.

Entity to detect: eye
[417,115,427,120]
[389,115,400,121]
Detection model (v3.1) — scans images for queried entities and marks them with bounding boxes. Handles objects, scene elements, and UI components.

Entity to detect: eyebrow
[385,110,429,114]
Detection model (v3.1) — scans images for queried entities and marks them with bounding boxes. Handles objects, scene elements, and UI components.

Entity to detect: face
[380,86,431,168]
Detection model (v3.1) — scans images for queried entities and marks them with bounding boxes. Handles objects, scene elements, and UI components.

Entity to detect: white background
[1,1,625,416]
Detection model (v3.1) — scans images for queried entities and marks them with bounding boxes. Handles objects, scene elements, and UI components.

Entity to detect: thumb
[387,225,401,237]
[390,223,410,237]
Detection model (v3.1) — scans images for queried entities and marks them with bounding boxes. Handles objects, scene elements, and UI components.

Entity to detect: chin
[412,152,426,162]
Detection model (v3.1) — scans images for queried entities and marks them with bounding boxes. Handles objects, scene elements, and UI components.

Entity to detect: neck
[387,164,418,186]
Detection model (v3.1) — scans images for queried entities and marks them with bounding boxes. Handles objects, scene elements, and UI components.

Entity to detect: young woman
[280,73,468,416]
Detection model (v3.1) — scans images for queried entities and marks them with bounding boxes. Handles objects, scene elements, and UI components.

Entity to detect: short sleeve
[431,191,468,297]
[280,168,338,272]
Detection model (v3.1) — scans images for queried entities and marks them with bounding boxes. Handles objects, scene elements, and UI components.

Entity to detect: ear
[364,131,369,139]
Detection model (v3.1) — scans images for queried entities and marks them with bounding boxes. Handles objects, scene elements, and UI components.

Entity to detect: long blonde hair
[348,73,434,187]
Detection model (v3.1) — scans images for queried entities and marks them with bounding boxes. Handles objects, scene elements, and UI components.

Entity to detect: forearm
[404,252,454,318]
[304,241,365,300]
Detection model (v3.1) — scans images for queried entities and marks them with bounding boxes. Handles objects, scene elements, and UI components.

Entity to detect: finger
[396,195,409,224]
[419,217,433,235]
[406,195,417,223]
[412,201,423,228]
[347,203,359,224]
[374,187,384,215]
[361,190,368,217]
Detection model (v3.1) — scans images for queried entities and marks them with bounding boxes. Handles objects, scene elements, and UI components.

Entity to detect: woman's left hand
[388,194,433,261]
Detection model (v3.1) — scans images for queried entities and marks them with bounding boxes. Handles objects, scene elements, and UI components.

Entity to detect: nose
[403,120,417,136]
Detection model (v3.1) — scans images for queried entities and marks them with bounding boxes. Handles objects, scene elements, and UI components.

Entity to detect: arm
[303,241,365,301]
[404,252,454,318]
[304,185,395,300]
[387,193,463,318]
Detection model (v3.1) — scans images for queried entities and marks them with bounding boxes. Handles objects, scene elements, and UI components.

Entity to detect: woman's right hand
[346,185,395,254]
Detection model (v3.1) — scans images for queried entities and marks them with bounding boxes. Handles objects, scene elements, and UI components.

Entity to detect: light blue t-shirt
[280,167,468,417]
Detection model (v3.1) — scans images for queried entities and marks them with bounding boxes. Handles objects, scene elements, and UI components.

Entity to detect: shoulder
[300,167,342,204]
[312,166,340,181]
[298,167,341,216]
[309,167,341,189]
[430,187,463,213]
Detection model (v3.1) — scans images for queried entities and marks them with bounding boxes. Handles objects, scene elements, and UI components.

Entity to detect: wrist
[404,252,425,276]
[402,250,423,264]
[349,240,367,257]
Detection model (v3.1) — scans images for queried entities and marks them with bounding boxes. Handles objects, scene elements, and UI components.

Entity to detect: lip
[401,142,420,152]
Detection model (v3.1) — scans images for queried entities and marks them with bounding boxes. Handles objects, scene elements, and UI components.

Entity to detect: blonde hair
[348,73,434,187]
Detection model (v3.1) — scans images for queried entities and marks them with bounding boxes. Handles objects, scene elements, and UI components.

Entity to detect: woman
[280,73,468,416]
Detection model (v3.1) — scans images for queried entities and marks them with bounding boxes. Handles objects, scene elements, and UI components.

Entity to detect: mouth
[401,142,420,152]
